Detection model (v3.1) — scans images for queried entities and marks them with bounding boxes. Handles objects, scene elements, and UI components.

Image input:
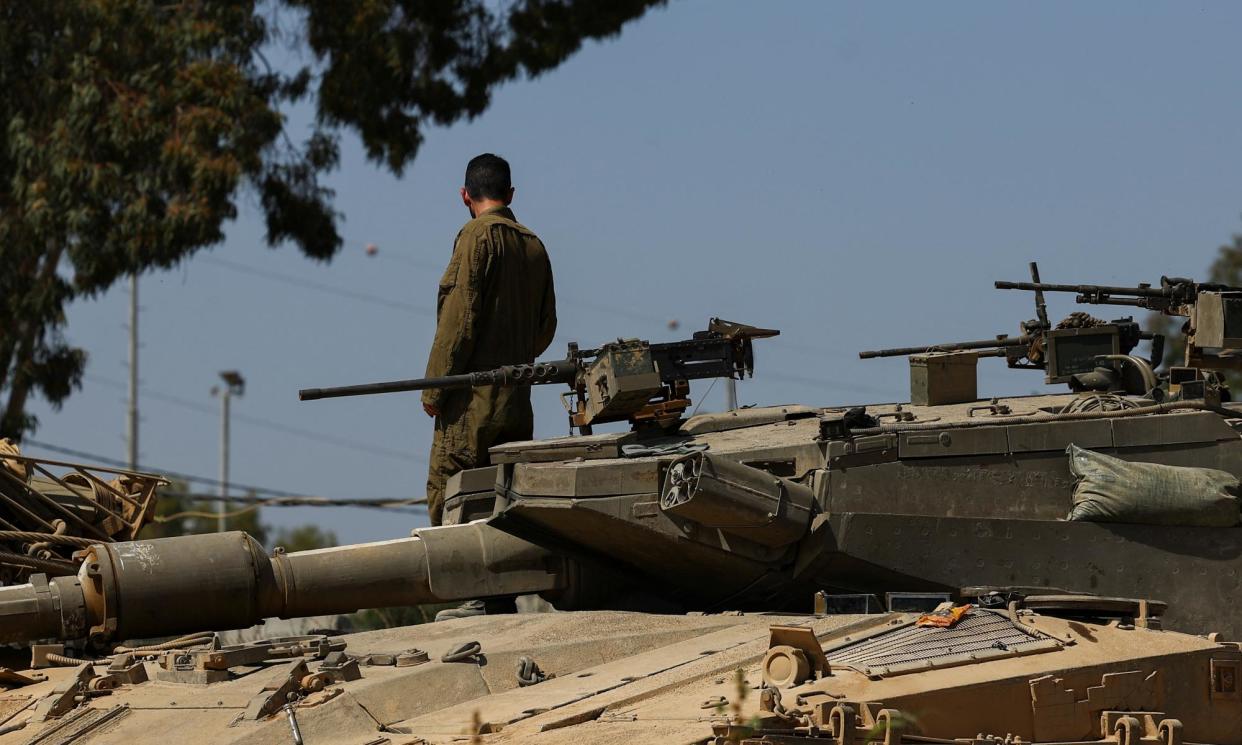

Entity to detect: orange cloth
[916,604,972,628]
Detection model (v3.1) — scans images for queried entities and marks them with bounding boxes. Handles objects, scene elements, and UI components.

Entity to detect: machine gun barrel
[994,280,1184,311]
[859,336,1029,359]
[299,359,578,401]
[994,280,1172,298]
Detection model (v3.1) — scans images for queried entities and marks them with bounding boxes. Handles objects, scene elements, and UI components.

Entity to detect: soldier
[423,153,557,526]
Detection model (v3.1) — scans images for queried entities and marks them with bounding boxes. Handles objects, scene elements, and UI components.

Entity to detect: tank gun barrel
[859,337,1028,359]
[299,359,578,401]
[0,526,565,645]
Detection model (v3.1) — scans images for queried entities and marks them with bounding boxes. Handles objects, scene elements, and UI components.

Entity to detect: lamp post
[213,371,245,533]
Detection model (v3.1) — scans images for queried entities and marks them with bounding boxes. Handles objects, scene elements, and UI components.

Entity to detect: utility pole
[126,273,139,470]
[725,378,738,411]
[214,371,245,533]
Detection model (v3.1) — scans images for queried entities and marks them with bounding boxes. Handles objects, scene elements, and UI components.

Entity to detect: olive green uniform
[423,205,556,524]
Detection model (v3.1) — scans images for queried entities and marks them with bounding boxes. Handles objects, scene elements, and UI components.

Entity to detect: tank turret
[4,286,1242,649]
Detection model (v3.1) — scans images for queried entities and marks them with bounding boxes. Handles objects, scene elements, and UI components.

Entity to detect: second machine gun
[299,318,779,435]
[861,262,1165,395]
[996,273,1242,371]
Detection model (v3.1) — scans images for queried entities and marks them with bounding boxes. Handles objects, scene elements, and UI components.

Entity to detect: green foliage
[1209,229,1242,286]
[292,0,668,172]
[1146,218,1242,388]
[0,1,336,437]
[270,523,337,552]
[346,604,446,631]
[1145,312,1185,370]
[140,483,271,542]
[0,0,665,438]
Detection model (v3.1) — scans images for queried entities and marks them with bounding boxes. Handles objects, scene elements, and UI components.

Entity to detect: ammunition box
[909,352,978,406]
[1193,290,1242,350]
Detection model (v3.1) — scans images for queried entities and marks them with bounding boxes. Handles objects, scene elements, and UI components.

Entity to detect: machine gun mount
[996,273,1242,375]
[861,263,1164,398]
[300,318,779,435]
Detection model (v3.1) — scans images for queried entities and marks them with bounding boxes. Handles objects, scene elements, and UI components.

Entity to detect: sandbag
[1066,444,1240,527]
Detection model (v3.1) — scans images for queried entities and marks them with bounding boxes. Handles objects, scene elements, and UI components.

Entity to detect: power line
[198,255,896,398]
[22,439,418,507]
[204,252,672,327]
[86,374,423,464]
[200,255,434,316]
[349,243,673,324]
[161,491,425,512]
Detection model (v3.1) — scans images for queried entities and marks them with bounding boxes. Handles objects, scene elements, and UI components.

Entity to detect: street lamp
[212,371,245,533]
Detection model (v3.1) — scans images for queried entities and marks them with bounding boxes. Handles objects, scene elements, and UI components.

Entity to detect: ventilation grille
[827,610,1061,676]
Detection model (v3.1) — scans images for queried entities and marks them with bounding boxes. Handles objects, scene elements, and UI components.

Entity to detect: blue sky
[25,1,1242,544]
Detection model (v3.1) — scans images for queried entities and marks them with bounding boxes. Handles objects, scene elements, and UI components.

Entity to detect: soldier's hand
[423,402,439,418]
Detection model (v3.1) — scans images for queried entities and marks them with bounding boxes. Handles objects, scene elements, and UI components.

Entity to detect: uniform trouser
[425,386,534,525]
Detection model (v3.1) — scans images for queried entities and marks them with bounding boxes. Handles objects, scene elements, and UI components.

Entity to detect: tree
[1146,219,1242,384]
[1208,229,1242,287]
[140,483,270,544]
[0,0,666,438]
[270,523,337,552]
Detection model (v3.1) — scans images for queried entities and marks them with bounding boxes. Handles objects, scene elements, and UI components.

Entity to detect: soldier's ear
[504,187,515,205]
[460,187,471,206]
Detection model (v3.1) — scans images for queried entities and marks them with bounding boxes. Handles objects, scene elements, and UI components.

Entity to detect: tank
[1,264,1242,740]
[0,441,162,583]
[0,592,1236,743]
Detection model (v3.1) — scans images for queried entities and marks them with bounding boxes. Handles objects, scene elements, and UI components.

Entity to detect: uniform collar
[476,204,515,221]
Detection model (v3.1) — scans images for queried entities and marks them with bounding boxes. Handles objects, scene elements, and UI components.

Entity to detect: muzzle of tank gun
[0,523,564,645]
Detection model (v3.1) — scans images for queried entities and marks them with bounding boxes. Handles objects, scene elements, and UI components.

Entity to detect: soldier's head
[461,153,514,217]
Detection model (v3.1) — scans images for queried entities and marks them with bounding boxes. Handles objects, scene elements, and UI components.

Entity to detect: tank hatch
[490,431,637,463]
[823,608,1063,677]
[679,405,817,435]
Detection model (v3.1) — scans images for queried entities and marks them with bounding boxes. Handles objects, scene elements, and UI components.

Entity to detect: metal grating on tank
[826,609,1063,677]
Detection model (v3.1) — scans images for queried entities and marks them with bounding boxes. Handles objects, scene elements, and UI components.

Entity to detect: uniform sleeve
[422,230,489,409]
[535,258,557,357]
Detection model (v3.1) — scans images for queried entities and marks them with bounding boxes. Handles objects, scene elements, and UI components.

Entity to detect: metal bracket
[100,654,148,686]
[968,400,1013,417]
[1099,712,1182,745]
[243,659,310,720]
[161,634,344,673]
[30,644,65,670]
[314,651,361,685]
[0,667,44,687]
[809,703,908,745]
[31,664,99,722]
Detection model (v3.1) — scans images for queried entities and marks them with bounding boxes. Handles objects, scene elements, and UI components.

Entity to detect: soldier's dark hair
[464,153,512,200]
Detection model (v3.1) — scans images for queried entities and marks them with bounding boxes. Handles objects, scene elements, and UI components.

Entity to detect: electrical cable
[200,256,434,316]
[162,492,425,508]
[84,374,423,464]
[21,439,424,509]
[203,255,891,398]
[208,250,672,326]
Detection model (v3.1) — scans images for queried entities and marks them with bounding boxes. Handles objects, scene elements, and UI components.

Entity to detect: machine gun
[996,273,1242,376]
[860,263,1163,394]
[299,318,779,434]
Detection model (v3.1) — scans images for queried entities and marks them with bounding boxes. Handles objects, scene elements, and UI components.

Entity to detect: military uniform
[423,205,556,524]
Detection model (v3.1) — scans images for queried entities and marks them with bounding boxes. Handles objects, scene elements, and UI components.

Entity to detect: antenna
[1029,261,1049,329]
